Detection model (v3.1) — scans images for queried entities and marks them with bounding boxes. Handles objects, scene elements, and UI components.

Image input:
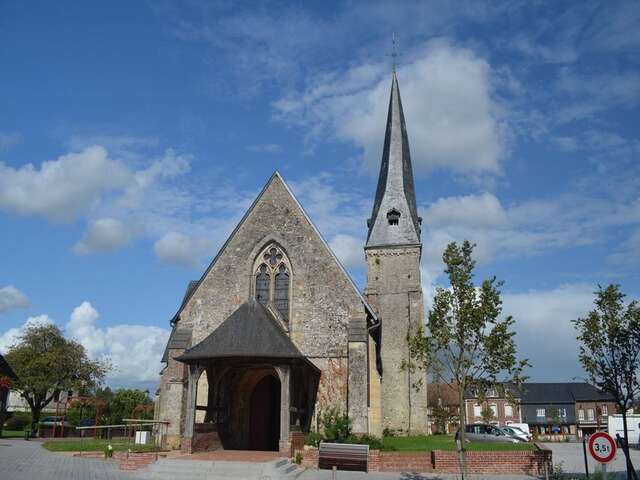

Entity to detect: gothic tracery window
[255,264,270,305]
[253,244,291,321]
[274,264,289,321]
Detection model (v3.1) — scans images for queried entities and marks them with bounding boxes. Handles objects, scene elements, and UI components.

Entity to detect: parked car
[507,422,531,435]
[456,424,520,443]
[501,425,531,442]
[38,416,73,428]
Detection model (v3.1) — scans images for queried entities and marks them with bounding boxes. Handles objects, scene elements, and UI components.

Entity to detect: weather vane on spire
[391,32,398,73]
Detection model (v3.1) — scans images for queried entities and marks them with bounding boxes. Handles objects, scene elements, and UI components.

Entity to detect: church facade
[155,72,427,453]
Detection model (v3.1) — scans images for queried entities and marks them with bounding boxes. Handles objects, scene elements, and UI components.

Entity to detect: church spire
[366,71,421,248]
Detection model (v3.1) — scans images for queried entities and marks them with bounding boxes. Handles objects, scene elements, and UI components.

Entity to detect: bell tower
[365,71,427,434]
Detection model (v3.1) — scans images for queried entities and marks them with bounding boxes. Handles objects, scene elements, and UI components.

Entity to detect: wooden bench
[318,442,369,472]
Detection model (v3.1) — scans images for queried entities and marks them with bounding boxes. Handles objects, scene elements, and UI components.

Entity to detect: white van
[608,414,640,444]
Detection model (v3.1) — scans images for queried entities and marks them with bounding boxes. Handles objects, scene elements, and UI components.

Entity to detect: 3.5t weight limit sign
[588,432,617,464]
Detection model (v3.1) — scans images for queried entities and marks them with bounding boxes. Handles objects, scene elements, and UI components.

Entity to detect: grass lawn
[1,430,26,438]
[42,438,157,453]
[383,435,536,452]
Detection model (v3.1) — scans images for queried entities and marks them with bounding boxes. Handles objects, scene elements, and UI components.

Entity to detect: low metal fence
[74,419,169,458]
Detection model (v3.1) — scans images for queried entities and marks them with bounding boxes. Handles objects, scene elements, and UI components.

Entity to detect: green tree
[430,404,459,434]
[480,404,496,424]
[102,389,153,425]
[574,285,640,480]
[405,241,529,478]
[4,324,110,432]
[548,407,561,430]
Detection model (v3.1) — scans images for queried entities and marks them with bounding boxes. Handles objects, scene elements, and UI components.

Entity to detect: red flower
[0,376,12,390]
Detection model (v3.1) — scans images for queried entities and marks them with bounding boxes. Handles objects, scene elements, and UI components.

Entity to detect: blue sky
[1,1,639,391]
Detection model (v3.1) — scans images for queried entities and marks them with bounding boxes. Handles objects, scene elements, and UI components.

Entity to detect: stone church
[155,72,427,454]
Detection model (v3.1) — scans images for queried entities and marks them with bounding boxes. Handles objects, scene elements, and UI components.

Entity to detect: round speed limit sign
[588,432,617,464]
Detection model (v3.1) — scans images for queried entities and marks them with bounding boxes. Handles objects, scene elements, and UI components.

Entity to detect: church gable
[174,172,370,359]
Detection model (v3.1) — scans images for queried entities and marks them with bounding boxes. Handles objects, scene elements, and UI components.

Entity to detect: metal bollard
[332,465,337,480]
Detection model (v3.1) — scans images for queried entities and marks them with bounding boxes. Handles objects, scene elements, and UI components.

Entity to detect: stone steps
[132,457,305,480]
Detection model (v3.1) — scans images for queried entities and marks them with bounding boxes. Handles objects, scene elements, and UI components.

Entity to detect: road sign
[588,432,617,464]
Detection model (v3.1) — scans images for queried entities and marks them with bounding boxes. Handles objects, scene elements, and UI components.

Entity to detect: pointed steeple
[366,72,421,248]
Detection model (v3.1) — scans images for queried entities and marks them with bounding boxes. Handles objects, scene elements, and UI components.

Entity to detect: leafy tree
[430,404,458,434]
[548,407,561,430]
[405,241,528,478]
[101,389,153,425]
[480,404,496,424]
[574,284,640,480]
[4,324,110,432]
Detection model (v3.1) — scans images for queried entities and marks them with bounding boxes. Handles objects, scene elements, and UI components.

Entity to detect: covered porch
[177,300,320,455]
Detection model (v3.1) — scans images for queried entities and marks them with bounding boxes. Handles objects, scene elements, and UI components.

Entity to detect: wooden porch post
[275,365,291,455]
[182,364,203,453]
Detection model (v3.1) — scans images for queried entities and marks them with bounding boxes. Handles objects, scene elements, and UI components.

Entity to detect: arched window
[255,264,270,305]
[274,264,289,321]
[387,208,401,225]
[252,243,291,322]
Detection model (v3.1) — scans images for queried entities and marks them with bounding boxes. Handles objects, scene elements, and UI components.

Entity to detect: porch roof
[176,299,317,371]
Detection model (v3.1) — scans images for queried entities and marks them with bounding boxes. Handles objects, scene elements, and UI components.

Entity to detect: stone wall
[157,174,374,441]
[158,349,187,449]
[365,245,427,434]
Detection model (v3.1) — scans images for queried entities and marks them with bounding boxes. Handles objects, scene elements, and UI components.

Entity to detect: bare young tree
[574,284,640,480]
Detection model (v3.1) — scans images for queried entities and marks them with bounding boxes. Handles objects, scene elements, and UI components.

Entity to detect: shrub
[294,452,303,465]
[346,434,384,450]
[383,427,393,437]
[5,412,31,431]
[320,408,351,443]
[306,431,323,447]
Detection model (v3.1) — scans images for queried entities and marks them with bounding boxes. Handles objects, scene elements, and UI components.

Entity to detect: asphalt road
[541,442,640,476]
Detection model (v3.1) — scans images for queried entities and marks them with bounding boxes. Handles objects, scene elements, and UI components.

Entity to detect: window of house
[579,409,585,421]
[505,404,513,417]
[490,404,498,417]
[253,244,291,321]
[536,408,546,417]
[474,404,482,417]
[587,408,595,421]
[558,408,567,418]
[387,209,400,225]
[601,405,608,416]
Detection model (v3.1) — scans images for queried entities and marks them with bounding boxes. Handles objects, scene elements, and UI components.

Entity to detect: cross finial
[391,32,398,73]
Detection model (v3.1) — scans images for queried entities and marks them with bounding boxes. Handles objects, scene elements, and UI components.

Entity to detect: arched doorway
[249,374,280,451]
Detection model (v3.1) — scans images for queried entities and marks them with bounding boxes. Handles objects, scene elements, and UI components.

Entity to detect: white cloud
[275,40,505,176]
[0,302,170,384]
[154,232,213,268]
[329,234,366,269]
[504,284,595,381]
[0,286,29,313]
[65,301,170,384]
[0,314,53,353]
[73,218,134,255]
[0,146,131,222]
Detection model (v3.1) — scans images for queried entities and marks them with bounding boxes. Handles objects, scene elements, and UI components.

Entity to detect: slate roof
[366,72,421,247]
[0,353,18,380]
[177,299,316,370]
[520,382,613,403]
[161,280,198,363]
